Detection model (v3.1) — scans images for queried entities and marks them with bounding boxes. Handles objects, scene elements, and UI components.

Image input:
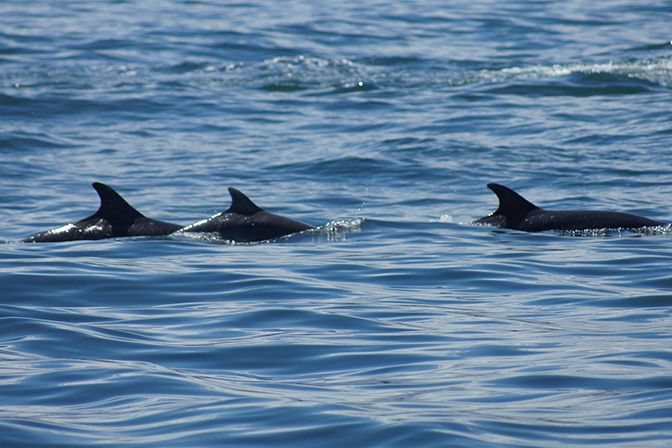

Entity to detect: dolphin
[179,187,314,242]
[23,182,182,243]
[475,183,664,232]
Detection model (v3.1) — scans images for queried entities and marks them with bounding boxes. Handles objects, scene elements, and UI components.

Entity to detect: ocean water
[2,0,672,446]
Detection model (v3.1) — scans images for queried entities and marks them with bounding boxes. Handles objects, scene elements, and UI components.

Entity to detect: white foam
[475,57,672,86]
[320,217,365,232]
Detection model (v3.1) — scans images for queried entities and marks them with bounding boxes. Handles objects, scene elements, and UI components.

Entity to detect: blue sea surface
[2,1,672,446]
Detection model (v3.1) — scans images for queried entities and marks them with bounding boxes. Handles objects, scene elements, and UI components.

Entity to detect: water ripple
[2,0,672,446]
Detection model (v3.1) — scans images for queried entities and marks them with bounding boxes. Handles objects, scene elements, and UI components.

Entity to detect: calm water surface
[1,1,672,446]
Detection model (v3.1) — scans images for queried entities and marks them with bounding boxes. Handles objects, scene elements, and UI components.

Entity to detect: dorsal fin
[91,182,144,225]
[488,183,540,226]
[226,187,263,215]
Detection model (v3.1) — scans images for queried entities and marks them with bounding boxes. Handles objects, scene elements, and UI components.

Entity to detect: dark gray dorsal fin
[488,183,539,225]
[91,182,144,225]
[227,187,263,215]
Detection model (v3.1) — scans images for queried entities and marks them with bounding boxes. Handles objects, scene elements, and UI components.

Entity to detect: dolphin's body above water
[179,187,313,243]
[23,183,182,243]
[475,183,663,232]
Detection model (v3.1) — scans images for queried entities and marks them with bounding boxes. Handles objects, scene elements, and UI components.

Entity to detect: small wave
[592,294,672,308]
[556,224,672,237]
[204,55,375,92]
[473,57,672,87]
[637,224,672,236]
[269,156,400,176]
[200,54,672,94]
[556,228,639,237]
[4,55,669,101]
[474,223,672,238]
[173,231,249,245]
[0,132,72,152]
[311,217,365,242]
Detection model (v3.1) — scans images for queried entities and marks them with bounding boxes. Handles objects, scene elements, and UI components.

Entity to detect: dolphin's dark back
[475,183,664,232]
[23,183,181,243]
[519,209,663,232]
[180,187,313,243]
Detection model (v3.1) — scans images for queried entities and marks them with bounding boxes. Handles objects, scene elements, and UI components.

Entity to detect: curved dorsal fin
[227,187,263,215]
[91,182,144,225]
[488,183,539,225]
